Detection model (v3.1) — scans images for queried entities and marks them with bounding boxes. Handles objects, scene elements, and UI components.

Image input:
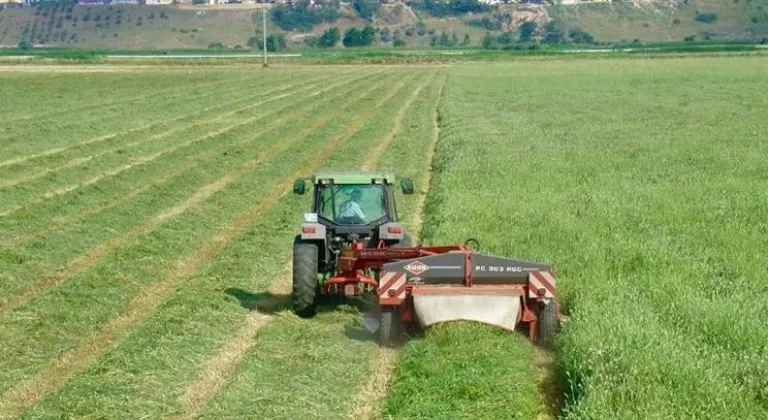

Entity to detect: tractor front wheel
[292,236,319,318]
[379,305,401,347]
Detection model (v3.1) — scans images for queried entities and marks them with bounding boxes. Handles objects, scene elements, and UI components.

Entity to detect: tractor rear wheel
[292,236,319,318]
[379,305,401,347]
[537,300,558,346]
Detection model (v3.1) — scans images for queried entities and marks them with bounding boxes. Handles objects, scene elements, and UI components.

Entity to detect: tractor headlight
[303,212,318,223]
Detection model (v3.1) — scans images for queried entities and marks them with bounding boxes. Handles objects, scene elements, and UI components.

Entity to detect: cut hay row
[3,55,762,420]
[349,71,448,420]
[0,68,289,136]
[4,68,425,419]
[0,70,388,317]
[187,70,444,420]
[0,70,343,185]
[0,74,382,321]
[0,68,402,418]
[0,74,345,214]
[0,73,374,303]
[0,70,266,155]
[0,70,255,124]
[0,69,348,191]
[1,70,377,250]
[347,70,447,420]
[162,70,432,420]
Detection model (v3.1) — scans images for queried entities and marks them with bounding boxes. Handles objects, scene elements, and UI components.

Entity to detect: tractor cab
[293,171,414,240]
[317,182,387,226]
[292,171,415,276]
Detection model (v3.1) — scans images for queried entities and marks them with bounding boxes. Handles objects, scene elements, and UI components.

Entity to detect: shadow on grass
[225,287,429,348]
[225,287,290,315]
[225,287,373,317]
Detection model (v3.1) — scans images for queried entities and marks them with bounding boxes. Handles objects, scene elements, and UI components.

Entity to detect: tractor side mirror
[400,178,414,195]
[293,179,306,195]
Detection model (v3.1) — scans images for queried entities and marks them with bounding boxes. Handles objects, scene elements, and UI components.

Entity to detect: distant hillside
[548,0,768,43]
[0,0,765,50]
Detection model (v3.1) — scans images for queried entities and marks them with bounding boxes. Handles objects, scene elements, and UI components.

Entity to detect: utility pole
[262,1,268,67]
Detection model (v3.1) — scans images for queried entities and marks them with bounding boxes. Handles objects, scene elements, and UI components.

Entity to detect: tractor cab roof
[311,170,396,185]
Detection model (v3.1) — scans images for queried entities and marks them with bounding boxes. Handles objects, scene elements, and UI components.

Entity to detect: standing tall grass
[393,56,768,419]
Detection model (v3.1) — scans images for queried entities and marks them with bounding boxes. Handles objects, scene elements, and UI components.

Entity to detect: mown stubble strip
[166,71,422,420]
[533,347,561,420]
[0,72,354,218]
[0,71,382,318]
[407,71,447,242]
[348,69,446,420]
[0,71,394,420]
[361,70,438,171]
[0,156,94,189]
[7,70,378,248]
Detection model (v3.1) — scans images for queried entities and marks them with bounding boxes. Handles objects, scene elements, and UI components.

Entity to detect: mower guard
[324,243,563,343]
[411,293,522,331]
[377,250,560,341]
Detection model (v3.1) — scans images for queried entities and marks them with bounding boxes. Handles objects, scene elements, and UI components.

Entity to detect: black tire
[537,300,558,346]
[292,236,319,318]
[379,305,401,347]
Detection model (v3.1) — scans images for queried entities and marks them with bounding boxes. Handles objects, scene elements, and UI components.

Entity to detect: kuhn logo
[404,261,429,276]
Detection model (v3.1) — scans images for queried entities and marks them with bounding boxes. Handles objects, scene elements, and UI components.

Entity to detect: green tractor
[291,170,415,317]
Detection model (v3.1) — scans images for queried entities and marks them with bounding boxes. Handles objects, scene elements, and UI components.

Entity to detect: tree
[482,32,495,49]
[267,33,287,51]
[361,25,375,45]
[343,25,375,47]
[17,39,32,50]
[542,20,565,44]
[393,31,406,47]
[694,12,717,23]
[271,0,340,32]
[353,0,379,21]
[247,33,287,52]
[416,21,427,36]
[462,33,470,45]
[497,31,514,46]
[318,26,340,47]
[344,27,361,47]
[439,31,450,46]
[518,21,536,42]
[451,32,458,46]
[303,35,318,47]
[380,27,391,43]
[568,27,594,44]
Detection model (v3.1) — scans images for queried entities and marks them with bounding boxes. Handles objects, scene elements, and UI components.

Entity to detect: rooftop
[311,170,396,184]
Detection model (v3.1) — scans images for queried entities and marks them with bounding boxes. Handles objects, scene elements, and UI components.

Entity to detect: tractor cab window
[319,184,387,225]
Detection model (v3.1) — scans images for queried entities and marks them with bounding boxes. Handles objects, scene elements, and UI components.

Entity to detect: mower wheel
[292,236,319,318]
[537,300,558,346]
[379,305,401,347]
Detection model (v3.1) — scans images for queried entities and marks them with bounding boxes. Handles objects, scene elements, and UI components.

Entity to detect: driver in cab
[338,188,366,223]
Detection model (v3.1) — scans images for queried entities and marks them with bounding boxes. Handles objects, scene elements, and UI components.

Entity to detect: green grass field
[0,55,766,419]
